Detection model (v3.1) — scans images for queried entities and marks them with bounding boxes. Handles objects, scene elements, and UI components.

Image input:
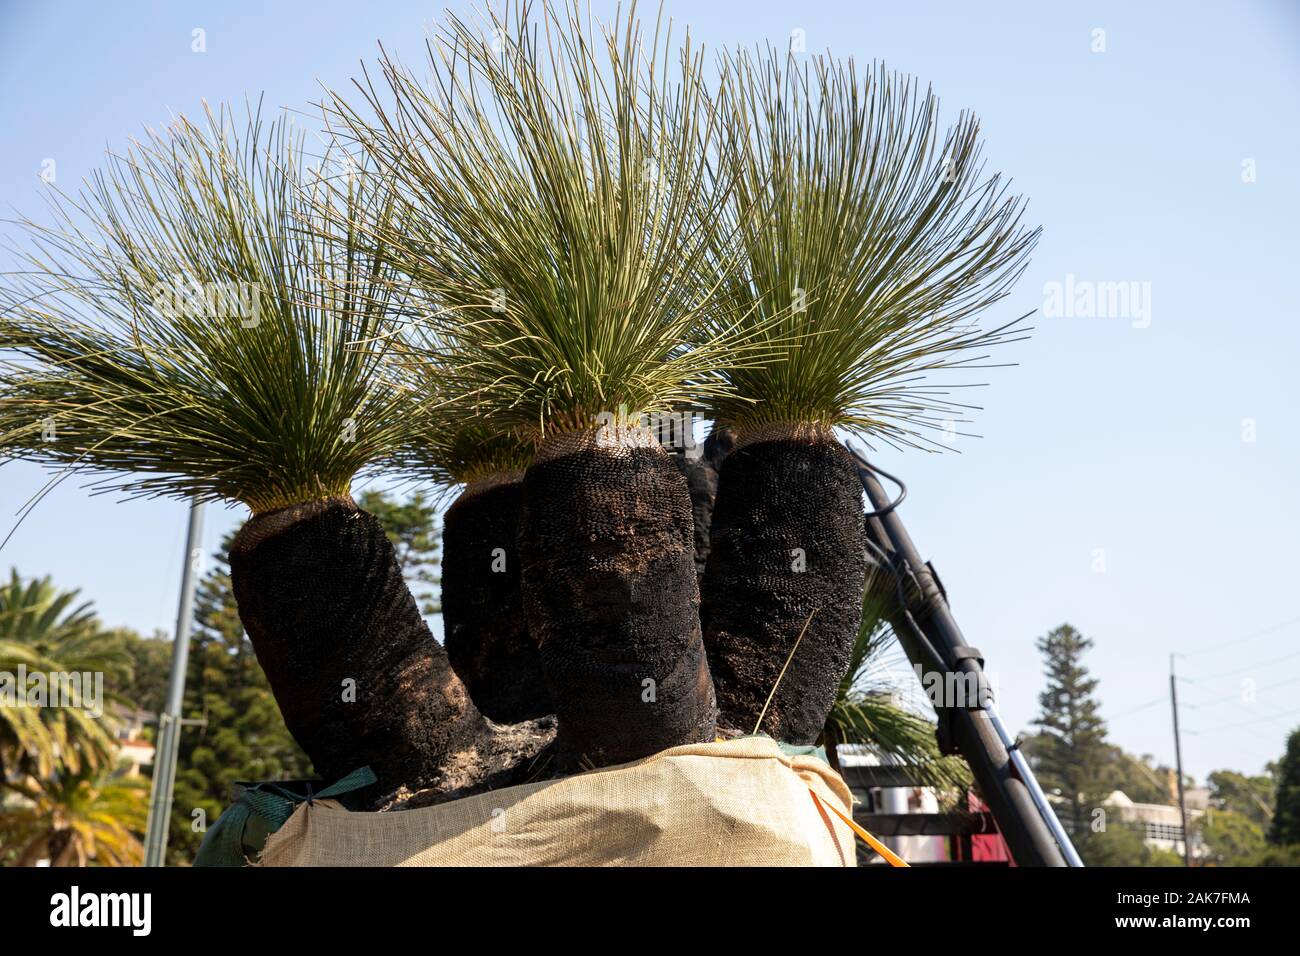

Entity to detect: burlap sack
[258,736,857,866]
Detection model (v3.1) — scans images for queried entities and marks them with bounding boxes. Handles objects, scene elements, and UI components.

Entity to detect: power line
[1180,674,1300,712]
[1187,704,1300,736]
[1184,648,1300,684]
[1102,675,1300,720]
[1109,694,1167,719]
[1181,615,1300,658]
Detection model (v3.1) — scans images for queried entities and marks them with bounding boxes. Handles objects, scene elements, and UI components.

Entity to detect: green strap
[732,733,831,766]
[776,741,830,765]
[193,766,377,867]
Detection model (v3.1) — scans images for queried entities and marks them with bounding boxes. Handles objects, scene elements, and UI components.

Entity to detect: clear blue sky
[2,1,1297,784]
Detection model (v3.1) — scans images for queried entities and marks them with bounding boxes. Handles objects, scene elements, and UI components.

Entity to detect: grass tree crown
[704,51,1041,449]
[379,327,535,490]
[0,103,420,513]
[327,1,773,443]
[390,420,534,489]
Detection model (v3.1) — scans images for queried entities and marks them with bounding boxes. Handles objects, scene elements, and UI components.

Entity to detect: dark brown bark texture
[443,479,553,723]
[229,499,484,799]
[672,427,736,579]
[518,436,717,769]
[700,435,867,744]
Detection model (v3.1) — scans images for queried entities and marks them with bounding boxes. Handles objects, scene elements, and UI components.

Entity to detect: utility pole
[143,499,205,867]
[1169,653,1192,867]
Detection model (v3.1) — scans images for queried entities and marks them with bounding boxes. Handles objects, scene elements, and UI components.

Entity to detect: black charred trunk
[443,477,552,723]
[229,498,484,799]
[700,434,867,744]
[672,427,736,579]
[519,432,717,769]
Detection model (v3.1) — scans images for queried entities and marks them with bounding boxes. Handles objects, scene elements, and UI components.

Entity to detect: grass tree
[0,104,542,801]
[355,488,443,615]
[329,1,767,768]
[384,341,550,723]
[700,52,1039,743]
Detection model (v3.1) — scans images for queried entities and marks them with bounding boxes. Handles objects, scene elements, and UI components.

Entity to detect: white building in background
[1101,787,1209,859]
[839,748,1210,863]
[109,705,155,777]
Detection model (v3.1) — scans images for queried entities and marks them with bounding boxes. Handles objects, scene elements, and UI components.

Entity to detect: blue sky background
[1,1,1297,783]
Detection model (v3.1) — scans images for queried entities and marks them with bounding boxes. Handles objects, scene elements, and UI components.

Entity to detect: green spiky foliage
[705,51,1040,447]
[382,330,534,488]
[0,103,416,513]
[0,105,505,802]
[326,0,767,437]
[392,418,533,488]
[381,335,552,724]
[326,1,774,766]
[823,573,972,798]
[698,50,1040,746]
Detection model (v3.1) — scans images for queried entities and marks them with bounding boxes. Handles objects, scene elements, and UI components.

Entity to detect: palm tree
[0,570,120,781]
[1,764,147,866]
[822,581,970,796]
[0,104,529,801]
[329,2,767,769]
[699,52,1039,744]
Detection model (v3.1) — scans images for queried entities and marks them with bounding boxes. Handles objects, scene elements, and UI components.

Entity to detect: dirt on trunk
[700,429,867,744]
[518,427,717,769]
[229,496,552,806]
[443,474,552,723]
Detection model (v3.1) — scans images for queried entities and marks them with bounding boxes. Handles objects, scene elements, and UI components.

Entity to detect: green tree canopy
[1080,820,1182,867]
[1208,768,1275,830]
[1195,808,1266,866]
[0,569,123,780]
[0,763,147,867]
[1269,727,1300,847]
[110,628,172,720]
[1030,623,1111,839]
[356,489,441,616]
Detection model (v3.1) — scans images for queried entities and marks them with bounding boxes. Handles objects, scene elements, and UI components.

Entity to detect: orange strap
[808,787,909,867]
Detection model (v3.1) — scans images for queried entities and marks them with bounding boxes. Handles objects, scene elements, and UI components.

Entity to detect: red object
[950,791,1013,865]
